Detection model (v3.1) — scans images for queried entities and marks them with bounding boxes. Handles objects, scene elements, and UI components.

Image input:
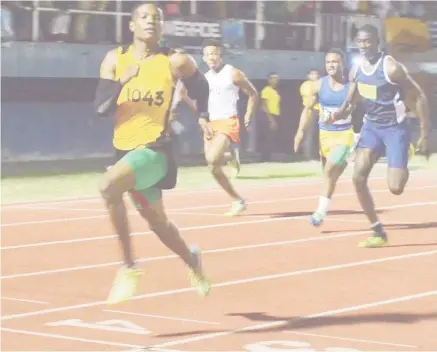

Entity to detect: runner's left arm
[232,68,259,127]
[170,52,212,138]
[386,57,430,157]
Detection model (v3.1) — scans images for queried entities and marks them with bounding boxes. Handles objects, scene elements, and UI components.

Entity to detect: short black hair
[202,39,223,50]
[358,24,379,39]
[326,48,346,61]
[131,2,163,20]
[308,68,319,74]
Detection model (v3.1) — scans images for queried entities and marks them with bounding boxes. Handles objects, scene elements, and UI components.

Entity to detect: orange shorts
[205,116,240,144]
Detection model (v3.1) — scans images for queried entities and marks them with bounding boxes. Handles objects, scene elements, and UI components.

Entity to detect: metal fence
[22,3,316,51]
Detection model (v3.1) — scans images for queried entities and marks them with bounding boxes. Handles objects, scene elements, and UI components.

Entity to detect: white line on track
[0,327,142,349]
[104,309,221,325]
[151,290,437,349]
[283,331,418,349]
[1,297,49,305]
[2,199,435,251]
[2,184,436,228]
[2,249,436,322]
[3,168,434,208]
[0,229,372,279]
[3,177,332,209]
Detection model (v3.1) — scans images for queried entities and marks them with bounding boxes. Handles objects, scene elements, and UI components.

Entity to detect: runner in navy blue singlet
[334,25,430,248]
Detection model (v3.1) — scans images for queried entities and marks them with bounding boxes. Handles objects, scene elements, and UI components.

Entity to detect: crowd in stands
[1,1,436,48]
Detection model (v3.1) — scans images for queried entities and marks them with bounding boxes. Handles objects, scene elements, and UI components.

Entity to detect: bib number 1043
[127,89,165,107]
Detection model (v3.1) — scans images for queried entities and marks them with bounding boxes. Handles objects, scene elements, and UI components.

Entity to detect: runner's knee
[209,163,223,176]
[205,151,221,166]
[388,184,405,196]
[147,214,170,234]
[99,176,124,205]
[352,171,368,191]
[387,170,408,196]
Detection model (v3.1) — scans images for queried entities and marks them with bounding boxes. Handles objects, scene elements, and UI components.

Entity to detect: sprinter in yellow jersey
[94,2,211,305]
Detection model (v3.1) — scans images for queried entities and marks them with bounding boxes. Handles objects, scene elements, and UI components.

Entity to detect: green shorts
[119,148,168,209]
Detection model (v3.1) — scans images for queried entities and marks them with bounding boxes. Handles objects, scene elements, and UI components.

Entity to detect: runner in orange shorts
[202,39,258,216]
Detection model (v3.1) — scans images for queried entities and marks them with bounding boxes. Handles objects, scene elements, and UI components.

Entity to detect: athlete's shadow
[224,311,437,333]
[321,221,437,234]
[250,209,384,219]
[152,311,437,339]
[236,172,319,180]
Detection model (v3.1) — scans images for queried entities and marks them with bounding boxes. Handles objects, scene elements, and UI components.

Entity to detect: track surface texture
[2,168,437,351]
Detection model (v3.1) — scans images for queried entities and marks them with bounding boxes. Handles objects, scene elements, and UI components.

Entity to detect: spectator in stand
[300,69,321,161]
[1,3,15,44]
[50,2,72,42]
[73,0,93,42]
[259,72,282,161]
[88,1,111,43]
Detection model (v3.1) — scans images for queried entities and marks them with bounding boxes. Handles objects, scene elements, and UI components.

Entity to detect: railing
[428,21,437,47]
[22,1,318,51]
[319,13,383,51]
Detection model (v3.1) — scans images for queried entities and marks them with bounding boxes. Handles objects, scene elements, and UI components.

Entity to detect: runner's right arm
[94,49,139,117]
[297,80,320,134]
[333,65,359,121]
[294,80,320,152]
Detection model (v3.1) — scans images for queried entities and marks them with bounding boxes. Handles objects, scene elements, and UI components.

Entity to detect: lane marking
[46,318,150,335]
[2,184,436,227]
[283,331,417,349]
[0,229,372,279]
[104,309,221,325]
[2,199,435,251]
[1,297,49,305]
[0,175,361,208]
[2,177,330,209]
[0,327,142,349]
[151,290,437,348]
[2,249,436,321]
[3,169,433,208]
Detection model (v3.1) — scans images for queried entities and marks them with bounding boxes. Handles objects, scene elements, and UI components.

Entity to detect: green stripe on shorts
[121,148,168,207]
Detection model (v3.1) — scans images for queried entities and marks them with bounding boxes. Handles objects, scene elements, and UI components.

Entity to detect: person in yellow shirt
[259,73,281,161]
[299,69,321,161]
[94,3,210,305]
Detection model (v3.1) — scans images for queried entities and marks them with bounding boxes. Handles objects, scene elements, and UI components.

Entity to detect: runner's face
[203,46,222,70]
[130,3,163,42]
[356,30,378,59]
[325,53,343,77]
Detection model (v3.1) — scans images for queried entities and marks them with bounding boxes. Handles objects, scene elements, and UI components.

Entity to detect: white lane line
[104,309,221,325]
[3,169,433,208]
[2,184,435,227]
[0,327,142,349]
[12,206,107,213]
[2,177,329,209]
[0,229,372,279]
[2,199,435,251]
[151,290,437,349]
[1,297,49,305]
[2,249,436,322]
[1,229,373,280]
[283,331,417,349]
[0,214,307,250]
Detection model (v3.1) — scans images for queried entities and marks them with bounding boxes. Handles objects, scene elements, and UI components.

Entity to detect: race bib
[320,106,339,123]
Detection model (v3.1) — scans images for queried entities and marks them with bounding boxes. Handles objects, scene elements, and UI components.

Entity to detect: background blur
[2,0,437,176]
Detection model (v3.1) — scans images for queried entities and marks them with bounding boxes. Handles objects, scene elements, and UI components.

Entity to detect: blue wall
[1,74,304,163]
[1,42,325,80]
